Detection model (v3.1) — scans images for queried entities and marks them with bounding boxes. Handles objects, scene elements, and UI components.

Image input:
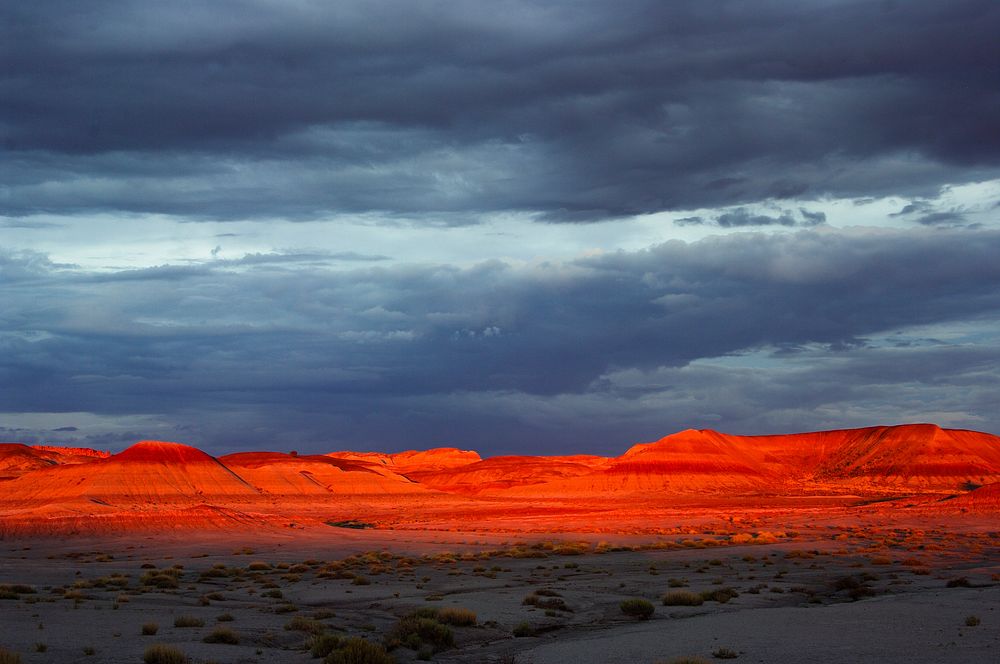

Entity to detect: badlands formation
[0,423,998,536]
[1,424,998,664]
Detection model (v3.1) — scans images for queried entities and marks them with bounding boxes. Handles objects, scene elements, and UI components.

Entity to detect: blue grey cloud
[3,228,1000,452]
[2,1,999,222]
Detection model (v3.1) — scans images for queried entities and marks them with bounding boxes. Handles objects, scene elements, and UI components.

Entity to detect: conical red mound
[0,440,258,508]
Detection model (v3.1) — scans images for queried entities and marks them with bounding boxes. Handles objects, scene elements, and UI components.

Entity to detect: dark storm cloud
[3,228,1000,452]
[3,0,999,221]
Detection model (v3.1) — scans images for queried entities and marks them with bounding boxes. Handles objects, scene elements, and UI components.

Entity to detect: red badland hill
[1,424,998,535]
[0,443,110,480]
[325,448,482,476]
[0,441,258,509]
[218,452,428,495]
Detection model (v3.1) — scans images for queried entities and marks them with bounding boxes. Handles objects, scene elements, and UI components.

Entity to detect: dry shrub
[386,613,453,652]
[323,637,394,664]
[202,627,239,644]
[285,616,326,635]
[436,607,476,626]
[699,587,739,603]
[173,615,204,628]
[712,647,739,659]
[143,644,188,664]
[512,622,535,637]
[663,590,703,606]
[619,598,654,619]
[0,648,21,664]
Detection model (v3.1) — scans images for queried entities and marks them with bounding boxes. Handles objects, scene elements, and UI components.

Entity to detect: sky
[2,0,1000,456]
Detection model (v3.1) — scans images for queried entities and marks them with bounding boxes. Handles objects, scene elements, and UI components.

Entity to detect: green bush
[143,644,188,664]
[620,598,654,619]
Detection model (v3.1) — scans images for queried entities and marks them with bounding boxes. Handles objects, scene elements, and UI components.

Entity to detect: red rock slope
[0,441,258,509]
[489,424,1000,497]
[219,451,429,495]
[326,447,482,477]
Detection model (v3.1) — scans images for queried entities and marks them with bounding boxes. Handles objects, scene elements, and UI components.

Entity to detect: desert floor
[1,517,998,664]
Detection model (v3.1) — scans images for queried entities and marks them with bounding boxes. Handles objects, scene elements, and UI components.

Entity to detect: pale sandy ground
[0,524,997,664]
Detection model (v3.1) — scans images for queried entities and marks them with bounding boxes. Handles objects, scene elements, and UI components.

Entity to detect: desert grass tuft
[143,644,188,664]
[699,587,739,603]
[512,622,536,637]
[203,627,240,645]
[284,616,326,635]
[141,622,159,635]
[0,649,20,664]
[322,637,394,664]
[308,633,342,658]
[663,590,704,606]
[173,615,204,628]
[436,607,477,626]
[619,598,655,619]
[386,613,454,652]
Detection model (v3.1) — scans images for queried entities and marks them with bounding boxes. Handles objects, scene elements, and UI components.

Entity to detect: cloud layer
[4,1,1000,453]
[4,0,999,221]
[3,228,1000,452]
